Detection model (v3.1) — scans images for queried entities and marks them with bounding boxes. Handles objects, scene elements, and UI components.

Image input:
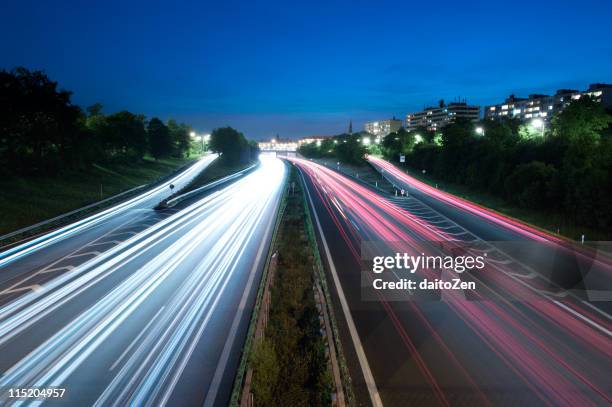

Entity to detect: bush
[505,161,560,209]
[250,338,279,406]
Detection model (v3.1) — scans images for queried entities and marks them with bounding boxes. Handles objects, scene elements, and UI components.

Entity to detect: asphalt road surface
[0,156,287,406]
[292,157,611,407]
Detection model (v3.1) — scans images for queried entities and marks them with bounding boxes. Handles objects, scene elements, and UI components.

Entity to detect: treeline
[397,97,612,231]
[208,126,260,165]
[0,67,192,176]
[297,132,367,164]
[296,97,612,232]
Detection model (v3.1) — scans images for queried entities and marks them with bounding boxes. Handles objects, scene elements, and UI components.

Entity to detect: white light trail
[0,155,218,268]
[0,156,286,406]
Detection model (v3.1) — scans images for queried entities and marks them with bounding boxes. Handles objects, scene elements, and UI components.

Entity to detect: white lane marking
[554,300,612,337]
[0,218,134,297]
[581,300,612,321]
[88,240,123,247]
[202,178,283,407]
[66,251,101,259]
[110,306,165,371]
[378,165,612,336]
[300,169,383,407]
[40,266,75,274]
[2,285,43,295]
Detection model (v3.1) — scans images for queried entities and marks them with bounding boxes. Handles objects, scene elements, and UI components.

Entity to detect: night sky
[2,0,611,139]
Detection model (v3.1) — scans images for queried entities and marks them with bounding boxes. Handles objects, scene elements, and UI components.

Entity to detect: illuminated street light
[362,137,371,146]
[189,131,196,138]
[531,118,545,137]
[475,127,485,136]
[271,138,276,143]
[414,134,423,143]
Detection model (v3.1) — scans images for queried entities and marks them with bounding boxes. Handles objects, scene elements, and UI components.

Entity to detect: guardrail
[157,163,259,209]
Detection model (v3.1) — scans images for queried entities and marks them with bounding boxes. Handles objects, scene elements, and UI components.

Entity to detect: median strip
[231,164,353,407]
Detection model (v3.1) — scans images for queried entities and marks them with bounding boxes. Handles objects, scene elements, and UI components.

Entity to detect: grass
[399,165,609,241]
[0,155,197,235]
[249,166,333,406]
[179,157,257,195]
[311,157,395,193]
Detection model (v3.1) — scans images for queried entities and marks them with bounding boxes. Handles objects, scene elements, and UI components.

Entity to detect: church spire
[348,119,353,135]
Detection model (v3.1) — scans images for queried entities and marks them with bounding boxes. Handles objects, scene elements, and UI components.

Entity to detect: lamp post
[531,118,545,138]
[475,126,485,136]
[203,134,210,153]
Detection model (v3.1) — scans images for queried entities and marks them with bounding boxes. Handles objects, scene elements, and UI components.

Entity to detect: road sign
[399,155,405,163]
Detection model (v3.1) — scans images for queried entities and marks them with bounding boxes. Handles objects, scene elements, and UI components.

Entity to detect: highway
[0,156,287,406]
[291,157,612,407]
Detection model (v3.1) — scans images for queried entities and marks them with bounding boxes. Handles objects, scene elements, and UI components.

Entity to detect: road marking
[202,188,280,407]
[300,170,383,407]
[0,218,134,297]
[377,163,612,336]
[40,266,75,274]
[66,251,101,259]
[554,300,612,338]
[88,240,122,247]
[2,284,43,294]
[110,306,165,371]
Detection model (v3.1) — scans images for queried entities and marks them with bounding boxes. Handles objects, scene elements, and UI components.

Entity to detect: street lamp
[531,118,545,137]
[475,127,485,136]
[190,131,205,154]
[414,134,423,143]
[362,137,371,146]
[203,134,210,152]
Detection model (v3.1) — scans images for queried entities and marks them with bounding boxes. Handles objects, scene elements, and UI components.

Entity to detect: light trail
[367,155,612,269]
[0,155,218,269]
[0,156,286,406]
[291,157,612,406]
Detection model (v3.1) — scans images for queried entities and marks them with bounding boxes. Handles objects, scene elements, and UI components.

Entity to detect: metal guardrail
[161,163,259,208]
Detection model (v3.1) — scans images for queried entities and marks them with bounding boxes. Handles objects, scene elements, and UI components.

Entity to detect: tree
[381,128,415,160]
[209,126,248,164]
[0,67,83,174]
[335,134,366,164]
[248,140,261,161]
[147,117,172,159]
[86,102,103,117]
[552,96,612,144]
[297,141,323,158]
[505,161,560,209]
[167,119,191,157]
[105,111,147,160]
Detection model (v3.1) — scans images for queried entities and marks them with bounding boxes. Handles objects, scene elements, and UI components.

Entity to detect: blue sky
[1,0,611,139]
